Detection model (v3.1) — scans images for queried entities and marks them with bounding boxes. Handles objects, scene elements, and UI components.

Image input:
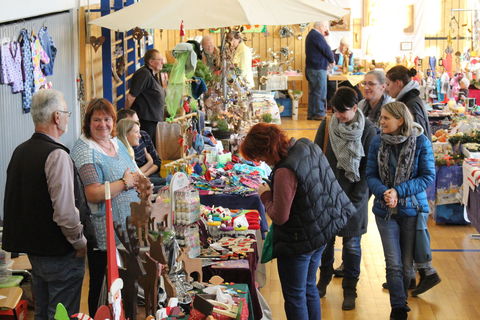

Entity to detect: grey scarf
[378,123,423,217]
[396,80,419,101]
[329,110,365,182]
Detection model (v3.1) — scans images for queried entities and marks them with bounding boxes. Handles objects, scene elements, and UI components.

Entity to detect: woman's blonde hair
[381,102,414,136]
[117,119,140,160]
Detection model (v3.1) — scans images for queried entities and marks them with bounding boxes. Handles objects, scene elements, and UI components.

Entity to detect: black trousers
[139,119,158,147]
[87,247,107,316]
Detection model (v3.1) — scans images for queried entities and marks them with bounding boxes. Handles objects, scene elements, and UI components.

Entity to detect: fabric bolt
[38,26,57,76]
[31,35,50,92]
[0,41,24,92]
[20,29,34,112]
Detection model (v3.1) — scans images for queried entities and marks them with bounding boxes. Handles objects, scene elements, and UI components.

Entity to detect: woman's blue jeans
[277,245,326,320]
[375,214,416,309]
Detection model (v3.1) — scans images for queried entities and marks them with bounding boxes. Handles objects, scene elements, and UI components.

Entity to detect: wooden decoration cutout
[208,275,224,286]
[178,248,203,283]
[133,27,148,40]
[130,175,153,246]
[89,36,105,52]
[93,305,112,320]
[139,253,159,318]
[114,220,146,320]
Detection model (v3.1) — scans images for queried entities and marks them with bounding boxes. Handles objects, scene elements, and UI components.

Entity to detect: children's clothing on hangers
[20,29,34,112]
[38,26,57,76]
[0,41,23,93]
[31,36,50,92]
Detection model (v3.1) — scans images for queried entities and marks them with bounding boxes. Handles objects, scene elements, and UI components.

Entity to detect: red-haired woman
[241,123,355,320]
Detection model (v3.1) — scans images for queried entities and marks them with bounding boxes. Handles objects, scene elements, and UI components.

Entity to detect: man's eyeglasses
[57,110,72,117]
[361,81,379,87]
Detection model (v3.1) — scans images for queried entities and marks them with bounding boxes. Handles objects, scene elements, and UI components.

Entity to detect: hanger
[1,37,10,45]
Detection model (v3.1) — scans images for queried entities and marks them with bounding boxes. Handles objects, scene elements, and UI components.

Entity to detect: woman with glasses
[314,87,376,310]
[358,70,394,127]
[71,98,141,315]
[385,66,440,297]
[366,101,435,319]
[125,49,166,146]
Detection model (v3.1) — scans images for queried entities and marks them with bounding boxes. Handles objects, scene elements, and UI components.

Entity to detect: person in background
[333,37,354,72]
[126,49,166,146]
[305,21,335,121]
[71,98,140,315]
[117,109,164,187]
[241,123,355,320]
[359,70,394,127]
[366,102,435,320]
[226,30,254,88]
[201,35,221,73]
[3,89,87,319]
[314,87,376,310]
[385,66,440,296]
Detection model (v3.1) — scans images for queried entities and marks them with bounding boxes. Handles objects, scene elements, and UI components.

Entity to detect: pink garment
[0,41,24,93]
[260,168,298,225]
[31,36,50,92]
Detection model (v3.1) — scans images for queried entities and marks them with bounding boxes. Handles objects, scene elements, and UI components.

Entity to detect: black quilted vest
[3,133,96,256]
[272,138,355,257]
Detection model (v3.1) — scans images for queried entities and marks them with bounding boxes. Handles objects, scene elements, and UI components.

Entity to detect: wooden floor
[259,111,480,320]
[26,110,480,319]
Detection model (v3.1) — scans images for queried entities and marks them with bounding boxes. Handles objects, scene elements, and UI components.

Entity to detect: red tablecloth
[468,88,480,102]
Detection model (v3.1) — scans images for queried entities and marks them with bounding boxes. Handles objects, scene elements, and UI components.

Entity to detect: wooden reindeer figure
[148,234,177,299]
[130,175,153,246]
[139,252,159,317]
[114,219,146,320]
[177,248,203,283]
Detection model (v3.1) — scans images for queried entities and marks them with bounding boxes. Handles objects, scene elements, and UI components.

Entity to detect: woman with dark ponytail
[384,66,441,297]
[385,66,431,140]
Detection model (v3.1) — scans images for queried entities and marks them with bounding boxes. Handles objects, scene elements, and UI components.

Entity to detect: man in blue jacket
[305,21,335,121]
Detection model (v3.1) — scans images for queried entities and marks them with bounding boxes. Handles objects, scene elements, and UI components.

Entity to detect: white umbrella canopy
[89,0,347,31]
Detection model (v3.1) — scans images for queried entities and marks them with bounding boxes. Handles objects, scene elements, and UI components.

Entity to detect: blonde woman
[117,119,158,178]
[366,102,435,320]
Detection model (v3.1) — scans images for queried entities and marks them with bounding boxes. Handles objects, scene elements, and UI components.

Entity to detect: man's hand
[75,247,87,258]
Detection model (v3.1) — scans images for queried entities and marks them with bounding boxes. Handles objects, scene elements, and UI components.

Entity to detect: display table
[328,73,364,87]
[200,194,268,238]
[202,239,261,320]
[463,160,480,231]
[166,283,253,320]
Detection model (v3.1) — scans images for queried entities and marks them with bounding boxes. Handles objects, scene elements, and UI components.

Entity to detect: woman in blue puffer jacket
[366,101,435,320]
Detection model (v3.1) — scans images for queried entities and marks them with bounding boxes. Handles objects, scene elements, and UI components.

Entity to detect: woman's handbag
[261,224,275,263]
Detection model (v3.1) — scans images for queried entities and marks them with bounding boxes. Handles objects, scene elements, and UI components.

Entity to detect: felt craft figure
[233,215,249,231]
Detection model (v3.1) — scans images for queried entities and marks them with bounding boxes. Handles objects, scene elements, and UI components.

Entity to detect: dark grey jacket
[272,138,355,257]
[314,118,376,237]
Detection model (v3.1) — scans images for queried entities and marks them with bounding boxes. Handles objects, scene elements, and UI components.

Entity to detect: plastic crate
[275,97,292,117]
